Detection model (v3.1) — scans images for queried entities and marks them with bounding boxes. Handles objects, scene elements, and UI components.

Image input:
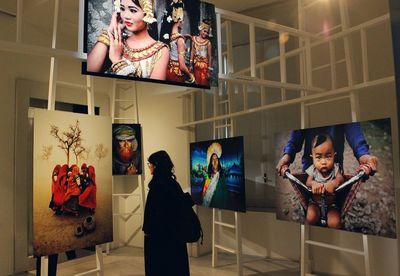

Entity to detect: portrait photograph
[275,118,396,238]
[83,0,218,88]
[112,123,142,175]
[33,109,113,256]
[190,136,246,212]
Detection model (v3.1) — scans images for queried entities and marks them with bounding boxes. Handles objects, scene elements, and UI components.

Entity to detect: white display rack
[40,0,103,275]
[108,79,146,252]
[180,1,388,275]
[212,209,243,276]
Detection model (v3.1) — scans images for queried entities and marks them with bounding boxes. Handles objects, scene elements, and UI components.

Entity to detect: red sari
[63,165,81,203]
[79,165,97,209]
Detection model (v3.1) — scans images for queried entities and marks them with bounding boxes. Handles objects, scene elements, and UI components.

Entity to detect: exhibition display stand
[212,209,243,276]
[108,80,146,252]
[300,225,371,276]
[40,1,104,275]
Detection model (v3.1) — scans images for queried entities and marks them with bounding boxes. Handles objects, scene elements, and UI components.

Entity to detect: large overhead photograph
[83,0,218,88]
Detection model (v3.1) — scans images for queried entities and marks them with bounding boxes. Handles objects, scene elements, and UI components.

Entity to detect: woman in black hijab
[142,150,190,276]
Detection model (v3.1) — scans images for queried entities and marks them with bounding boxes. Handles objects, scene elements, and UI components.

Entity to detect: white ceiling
[206,0,277,12]
[0,0,272,17]
[0,0,274,41]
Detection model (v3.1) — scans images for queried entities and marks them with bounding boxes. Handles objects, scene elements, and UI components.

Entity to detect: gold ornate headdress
[171,0,184,22]
[199,20,211,31]
[138,0,157,24]
[207,142,222,164]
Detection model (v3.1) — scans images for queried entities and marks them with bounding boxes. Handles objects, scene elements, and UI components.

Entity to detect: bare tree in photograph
[50,120,83,165]
[72,141,86,165]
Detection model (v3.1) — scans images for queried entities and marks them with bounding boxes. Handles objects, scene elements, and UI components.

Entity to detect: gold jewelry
[111,59,138,76]
[199,21,211,32]
[172,6,184,22]
[138,0,157,24]
[97,29,110,46]
[170,33,183,41]
[123,41,167,62]
[111,60,128,72]
[193,36,210,46]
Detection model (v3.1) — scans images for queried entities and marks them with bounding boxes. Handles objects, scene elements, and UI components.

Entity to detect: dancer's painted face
[200,28,209,39]
[120,0,147,33]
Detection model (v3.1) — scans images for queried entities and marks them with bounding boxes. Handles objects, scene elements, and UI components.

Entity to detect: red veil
[79,165,97,209]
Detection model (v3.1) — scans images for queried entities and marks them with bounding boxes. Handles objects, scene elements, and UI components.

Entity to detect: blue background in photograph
[190,136,246,212]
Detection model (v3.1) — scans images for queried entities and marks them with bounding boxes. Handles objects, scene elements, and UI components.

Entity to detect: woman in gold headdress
[87,0,170,80]
[161,0,195,83]
[190,19,213,86]
[201,142,228,208]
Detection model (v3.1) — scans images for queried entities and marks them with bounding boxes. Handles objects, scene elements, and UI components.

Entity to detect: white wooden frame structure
[41,0,104,275]
[0,0,395,275]
[209,95,243,275]
[108,80,146,252]
[179,2,394,276]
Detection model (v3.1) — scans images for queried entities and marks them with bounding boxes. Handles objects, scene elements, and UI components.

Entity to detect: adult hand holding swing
[276,154,291,176]
[358,154,378,176]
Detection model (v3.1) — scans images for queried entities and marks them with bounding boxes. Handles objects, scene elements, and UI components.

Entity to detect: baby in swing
[305,134,344,228]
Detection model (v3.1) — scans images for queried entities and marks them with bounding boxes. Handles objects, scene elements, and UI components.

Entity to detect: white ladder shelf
[108,79,146,251]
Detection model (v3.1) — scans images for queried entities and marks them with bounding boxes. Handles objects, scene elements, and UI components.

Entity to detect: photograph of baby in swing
[190,137,246,212]
[33,109,113,256]
[275,118,396,238]
[83,0,218,89]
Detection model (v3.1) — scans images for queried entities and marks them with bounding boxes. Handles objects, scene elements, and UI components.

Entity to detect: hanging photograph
[190,137,246,212]
[275,118,396,238]
[83,0,218,89]
[112,123,142,175]
[33,109,113,256]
